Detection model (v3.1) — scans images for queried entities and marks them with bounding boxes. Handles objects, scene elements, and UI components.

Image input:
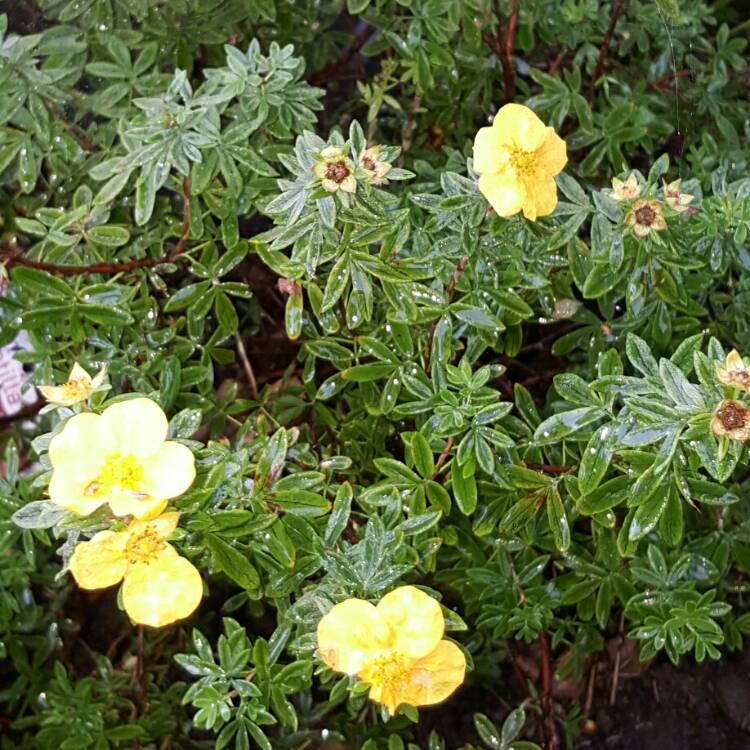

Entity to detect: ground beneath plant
[576,645,750,750]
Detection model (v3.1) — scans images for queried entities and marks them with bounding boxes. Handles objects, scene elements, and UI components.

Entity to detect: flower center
[362,155,376,171]
[634,204,656,226]
[717,402,748,431]
[61,379,88,400]
[363,653,410,692]
[509,148,537,177]
[125,525,166,565]
[85,453,145,498]
[326,160,351,183]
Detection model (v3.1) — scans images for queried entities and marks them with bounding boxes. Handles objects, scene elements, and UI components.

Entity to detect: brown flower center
[717,401,748,431]
[325,160,350,183]
[362,156,376,171]
[634,204,656,226]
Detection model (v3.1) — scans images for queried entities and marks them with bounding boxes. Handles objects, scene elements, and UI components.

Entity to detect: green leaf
[11,501,70,529]
[205,534,261,594]
[12,267,72,298]
[451,461,477,515]
[410,431,434,478]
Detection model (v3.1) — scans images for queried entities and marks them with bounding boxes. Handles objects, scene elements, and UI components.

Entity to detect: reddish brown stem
[430,436,454,480]
[587,0,626,101]
[523,461,570,474]
[482,0,518,102]
[424,255,468,371]
[539,630,560,750]
[1,177,192,276]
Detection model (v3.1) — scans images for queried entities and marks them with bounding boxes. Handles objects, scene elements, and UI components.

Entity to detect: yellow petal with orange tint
[122,548,203,627]
[478,172,525,217]
[376,586,444,659]
[68,530,128,589]
[492,103,548,152]
[472,126,509,175]
[401,640,466,708]
[535,129,568,176]
[317,598,390,674]
[522,176,559,221]
[108,489,168,520]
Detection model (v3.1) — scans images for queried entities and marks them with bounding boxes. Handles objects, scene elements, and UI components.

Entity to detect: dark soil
[577,647,750,750]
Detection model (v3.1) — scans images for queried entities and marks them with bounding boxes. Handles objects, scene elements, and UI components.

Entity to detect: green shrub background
[1,0,749,748]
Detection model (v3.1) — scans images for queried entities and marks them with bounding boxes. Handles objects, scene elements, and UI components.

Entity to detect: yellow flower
[624,199,667,238]
[68,512,202,627]
[316,585,466,716]
[472,103,567,221]
[312,145,357,193]
[716,350,750,392]
[38,362,107,406]
[359,146,392,185]
[662,178,693,213]
[47,397,195,519]
[610,172,641,202]
[710,399,750,441]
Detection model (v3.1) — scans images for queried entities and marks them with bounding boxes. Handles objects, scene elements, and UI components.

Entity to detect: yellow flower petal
[102,398,168,459]
[122,547,203,627]
[126,511,180,542]
[317,598,390,674]
[402,640,466,709]
[492,103,548,152]
[376,586,444,659]
[522,176,559,221]
[478,172,525,217]
[68,530,128,589]
[68,362,93,385]
[472,126,509,175]
[48,464,108,515]
[48,412,115,471]
[108,490,168,520]
[37,385,74,406]
[140,441,196,500]
[534,129,568,176]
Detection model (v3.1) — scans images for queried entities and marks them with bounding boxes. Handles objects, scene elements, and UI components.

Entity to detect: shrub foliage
[1,1,749,748]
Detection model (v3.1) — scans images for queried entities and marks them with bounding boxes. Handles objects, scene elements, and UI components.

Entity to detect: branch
[1,177,192,276]
[539,630,560,750]
[430,436,454,480]
[523,460,570,474]
[44,101,97,154]
[482,0,518,102]
[424,255,468,371]
[234,331,258,401]
[586,0,626,101]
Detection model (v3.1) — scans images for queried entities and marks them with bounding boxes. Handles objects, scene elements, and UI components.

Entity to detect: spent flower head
[38,362,107,407]
[47,397,195,519]
[472,103,567,221]
[710,399,750,441]
[316,585,465,716]
[625,199,667,238]
[69,512,202,627]
[716,350,750,392]
[662,178,694,213]
[358,145,392,185]
[610,172,641,201]
[312,145,357,193]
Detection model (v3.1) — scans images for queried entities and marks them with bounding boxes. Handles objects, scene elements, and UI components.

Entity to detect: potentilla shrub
[0,2,749,749]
